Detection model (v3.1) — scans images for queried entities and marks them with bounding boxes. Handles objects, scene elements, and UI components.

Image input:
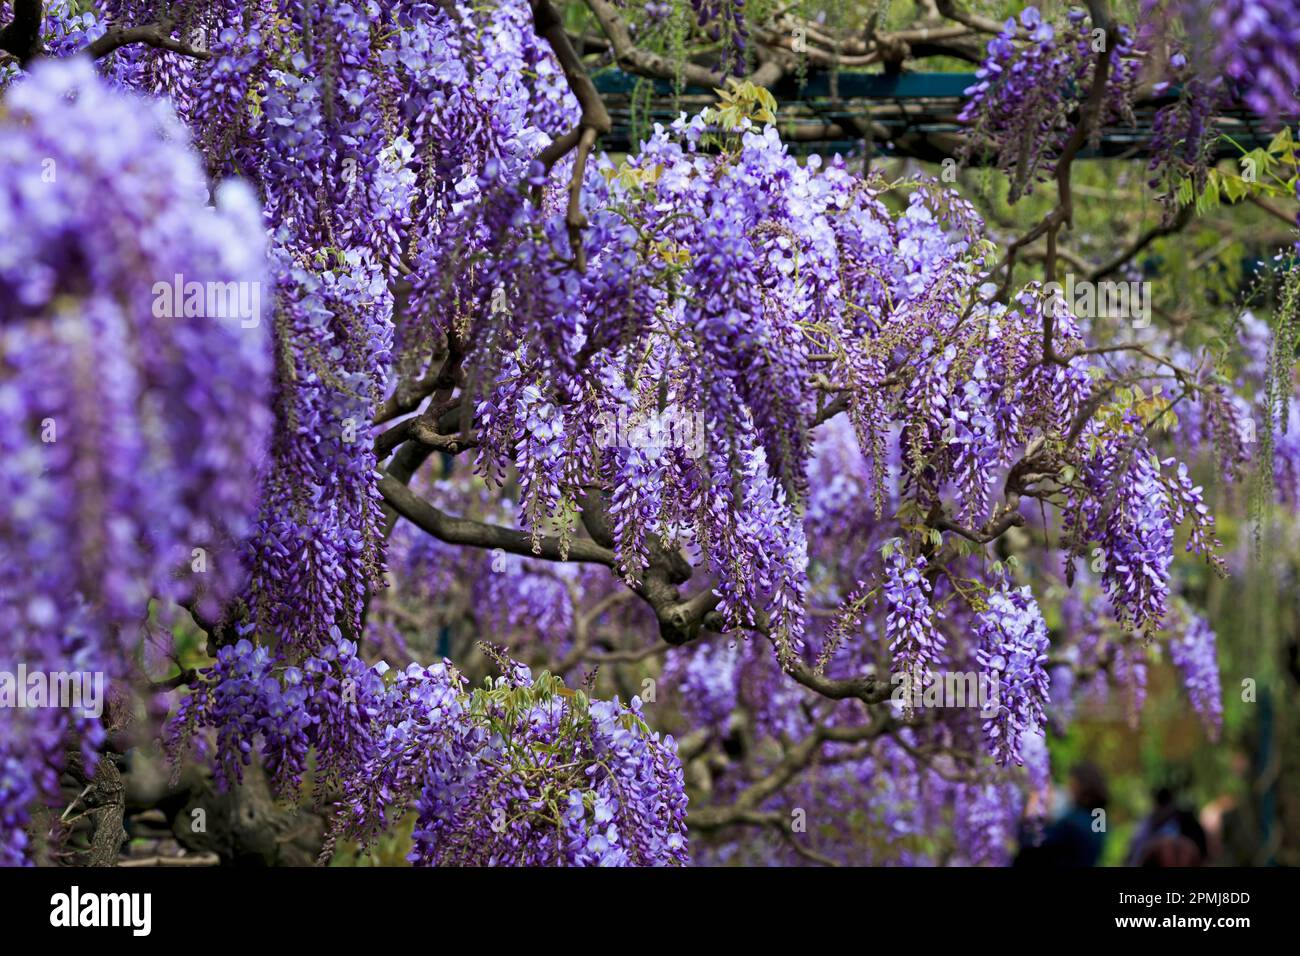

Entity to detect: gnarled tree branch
[0,0,42,65]
[85,20,213,61]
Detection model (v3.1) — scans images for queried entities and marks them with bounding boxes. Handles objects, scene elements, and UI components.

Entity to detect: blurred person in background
[1126,785,1208,866]
[1200,750,1259,865]
[1014,761,1109,867]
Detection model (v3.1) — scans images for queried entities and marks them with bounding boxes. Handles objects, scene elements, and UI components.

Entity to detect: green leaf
[1196,171,1221,213]
[1221,172,1248,202]
[1245,147,1275,178]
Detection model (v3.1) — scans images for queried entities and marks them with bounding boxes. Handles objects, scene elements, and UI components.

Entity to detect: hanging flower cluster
[0,57,271,863]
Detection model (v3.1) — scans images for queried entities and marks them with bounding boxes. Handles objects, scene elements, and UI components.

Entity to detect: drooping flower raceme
[974,584,1051,767]
[0,57,271,862]
[1168,605,1224,739]
[883,549,943,707]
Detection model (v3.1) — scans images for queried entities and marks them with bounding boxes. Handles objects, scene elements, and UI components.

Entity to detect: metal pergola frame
[594,69,1285,161]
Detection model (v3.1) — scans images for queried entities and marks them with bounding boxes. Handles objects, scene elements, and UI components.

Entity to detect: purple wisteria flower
[0,57,271,863]
[1168,607,1224,739]
[975,585,1051,766]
